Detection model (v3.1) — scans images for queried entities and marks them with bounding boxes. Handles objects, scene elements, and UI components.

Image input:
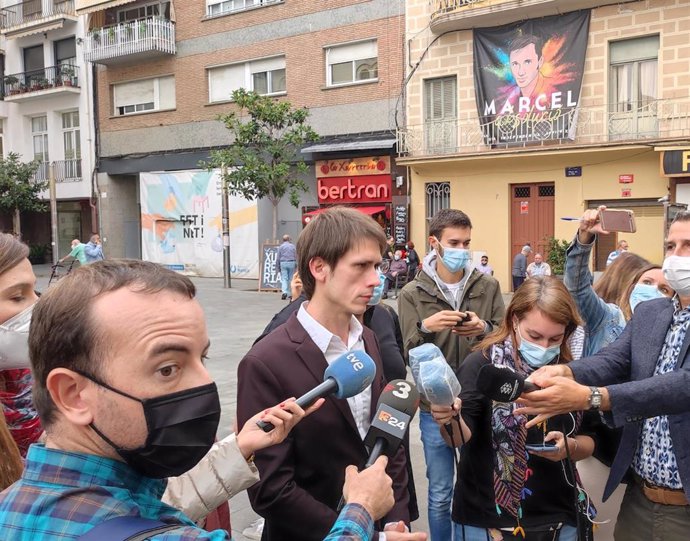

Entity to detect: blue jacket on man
[567,296,690,502]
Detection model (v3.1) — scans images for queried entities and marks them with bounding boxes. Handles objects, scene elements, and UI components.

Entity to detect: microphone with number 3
[256,350,376,432]
[363,379,420,467]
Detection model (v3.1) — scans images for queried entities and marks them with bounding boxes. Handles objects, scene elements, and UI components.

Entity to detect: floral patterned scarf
[489,338,529,518]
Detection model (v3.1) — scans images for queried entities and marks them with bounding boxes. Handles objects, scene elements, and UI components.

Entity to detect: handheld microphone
[257,350,376,432]
[408,343,461,406]
[363,379,420,468]
[476,364,540,402]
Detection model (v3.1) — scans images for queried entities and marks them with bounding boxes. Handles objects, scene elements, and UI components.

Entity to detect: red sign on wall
[619,174,634,184]
[621,188,632,197]
[317,175,391,204]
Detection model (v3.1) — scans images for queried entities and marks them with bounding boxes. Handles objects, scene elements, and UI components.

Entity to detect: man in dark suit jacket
[516,214,690,540]
[237,207,424,541]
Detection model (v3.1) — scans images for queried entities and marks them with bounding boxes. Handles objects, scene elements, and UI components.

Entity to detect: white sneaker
[242,518,264,540]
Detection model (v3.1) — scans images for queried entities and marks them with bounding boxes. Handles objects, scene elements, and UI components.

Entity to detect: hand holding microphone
[476,363,540,402]
[256,350,376,432]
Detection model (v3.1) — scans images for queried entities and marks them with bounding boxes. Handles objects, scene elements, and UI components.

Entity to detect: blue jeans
[453,523,577,541]
[419,410,455,541]
[280,261,296,296]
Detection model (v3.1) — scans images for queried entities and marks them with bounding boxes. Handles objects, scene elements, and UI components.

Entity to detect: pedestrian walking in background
[512,245,531,291]
[59,239,87,266]
[276,234,297,300]
[84,233,105,264]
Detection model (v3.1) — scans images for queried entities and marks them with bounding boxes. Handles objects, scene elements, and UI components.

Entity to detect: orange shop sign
[317,156,391,178]
[317,175,391,204]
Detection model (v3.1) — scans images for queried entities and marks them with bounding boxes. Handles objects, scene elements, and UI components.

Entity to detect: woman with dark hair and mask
[431,276,596,541]
[0,233,42,456]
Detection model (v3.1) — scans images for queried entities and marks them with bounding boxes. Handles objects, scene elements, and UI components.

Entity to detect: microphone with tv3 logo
[256,350,376,432]
[476,364,540,402]
[363,379,420,468]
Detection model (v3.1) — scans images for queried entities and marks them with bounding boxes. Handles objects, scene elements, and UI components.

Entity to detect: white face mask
[663,255,690,297]
[0,303,34,370]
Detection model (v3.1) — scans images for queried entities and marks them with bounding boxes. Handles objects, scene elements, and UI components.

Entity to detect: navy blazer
[568,297,690,501]
[237,313,410,541]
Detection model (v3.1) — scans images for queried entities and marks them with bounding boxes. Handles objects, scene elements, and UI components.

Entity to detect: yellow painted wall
[408,148,667,291]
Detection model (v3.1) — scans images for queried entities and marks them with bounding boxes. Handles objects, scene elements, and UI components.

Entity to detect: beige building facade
[400,0,690,291]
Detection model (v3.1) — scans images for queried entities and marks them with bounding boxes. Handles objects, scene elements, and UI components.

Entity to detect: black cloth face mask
[78,371,221,479]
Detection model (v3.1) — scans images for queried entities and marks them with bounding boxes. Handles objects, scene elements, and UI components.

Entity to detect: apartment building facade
[400,0,690,290]
[77,0,406,277]
[0,0,95,260]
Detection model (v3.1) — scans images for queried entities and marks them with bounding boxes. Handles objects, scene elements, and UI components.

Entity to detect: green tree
[0,153,46,237]
[207,89,319,241]
[546,236,570,275]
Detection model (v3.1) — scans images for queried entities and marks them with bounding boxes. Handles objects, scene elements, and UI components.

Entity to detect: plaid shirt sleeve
[322,503,374,541]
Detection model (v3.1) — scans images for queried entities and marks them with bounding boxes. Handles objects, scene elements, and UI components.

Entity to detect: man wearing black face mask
[0,260,397,541]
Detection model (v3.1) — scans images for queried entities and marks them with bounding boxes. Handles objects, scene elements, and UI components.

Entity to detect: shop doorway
[510,183,555,266]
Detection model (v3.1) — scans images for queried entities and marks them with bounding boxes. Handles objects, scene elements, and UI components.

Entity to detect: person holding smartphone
[431,277,596,541]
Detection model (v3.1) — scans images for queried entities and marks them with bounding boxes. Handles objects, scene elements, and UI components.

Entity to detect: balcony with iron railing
[83,15,176,65]
[429,0,631,33]
[33,159,82,183]
[0,0,76,37]
[3,64,80,102]
[397,98,690,160]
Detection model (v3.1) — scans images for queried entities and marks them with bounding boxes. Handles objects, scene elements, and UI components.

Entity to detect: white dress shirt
[297,302,372,439]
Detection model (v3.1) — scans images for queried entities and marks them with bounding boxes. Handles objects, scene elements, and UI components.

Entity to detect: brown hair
[477,276,583,362]
[0,233,29,277]
[0,414,23,490]
[510,34,543,58]
[297,207,387,299]
[428,209,473,239]
[29,259,196,428]
[593,252,648,304]
[618,263,662,321]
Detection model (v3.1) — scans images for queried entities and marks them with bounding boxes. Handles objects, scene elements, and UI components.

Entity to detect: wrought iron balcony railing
[33,159,82,183]
[83,16,176,63]
[3,64,79,96]
[397,98,690,158]
[0,0,74,30]
[431,0,486,18]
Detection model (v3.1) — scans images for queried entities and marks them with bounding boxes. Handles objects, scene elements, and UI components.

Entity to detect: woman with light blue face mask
[429,276,598,541]
[619,264,674,320]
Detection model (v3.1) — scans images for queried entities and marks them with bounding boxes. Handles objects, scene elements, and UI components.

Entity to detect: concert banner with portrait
[473,10,590,145]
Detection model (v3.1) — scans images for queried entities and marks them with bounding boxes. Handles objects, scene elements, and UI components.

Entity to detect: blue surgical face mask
[434,237,470,274]
[629,283,665,312]
[368,271,386,306]
[515,326,561,368]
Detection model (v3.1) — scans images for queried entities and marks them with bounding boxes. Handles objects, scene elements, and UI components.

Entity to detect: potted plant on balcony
[3,75,19,95]
[60,65,76,86]
[37,77,50,90]
[92,28,101,43]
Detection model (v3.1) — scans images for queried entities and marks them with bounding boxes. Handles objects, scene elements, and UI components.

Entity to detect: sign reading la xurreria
[473,10,590,146]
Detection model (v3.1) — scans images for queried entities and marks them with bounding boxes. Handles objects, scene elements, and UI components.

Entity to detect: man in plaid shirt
[0,260,399,540]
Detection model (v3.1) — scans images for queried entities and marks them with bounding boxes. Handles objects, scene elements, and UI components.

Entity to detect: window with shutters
[609,35,659,140]
[208,56,286,103]
[325,40,378,87]
[424,76,457,153]
[62,111,81,180]
[113,76,175,116]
